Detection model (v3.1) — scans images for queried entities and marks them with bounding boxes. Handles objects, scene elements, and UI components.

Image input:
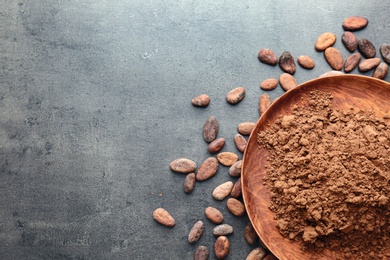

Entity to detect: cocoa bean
[315,32,336,51]
[342,31,358,52]
[203,115,219,143]
[226,198,246,216]
[205,207,224,224]
[208,138,226,154]
[244,222,258,245]
[212,181,234,200]
[237,122,256,135]
[183,173,196,193]
[196,157,219,181]
[279,73,297,91]
[153,208,176,227]
[228,160,242,177]
[263,253,278,260]
[214,236,230,259]
[216,152,239,166]
[380,43,390,64]
[234,134,246,153]
[324,47,344,70]
[297,55,315,69]
[260,78,278,90]
[373,62,389,79]
[226,86,246,105]
[259,93,272,116]
[358,38,376,58]
[230,178,242,198]
[319,70,344,78]
[188,220,204,243]
[194,246,210,260]
[358,58,381,72]
[213,224,234,236]
[258,48,278,65]
[192,94,210,107]
[246,247,267,260]
[342,16,368,31]
[170,158,197,174]
[279,51,296,74]
[344,53,362,73]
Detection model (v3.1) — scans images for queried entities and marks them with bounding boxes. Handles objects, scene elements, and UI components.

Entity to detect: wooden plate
[241,75,390,260]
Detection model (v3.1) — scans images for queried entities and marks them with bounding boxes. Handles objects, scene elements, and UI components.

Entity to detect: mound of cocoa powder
[257,91,390,259]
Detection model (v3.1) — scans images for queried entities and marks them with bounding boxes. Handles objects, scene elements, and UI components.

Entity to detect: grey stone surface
[0,1,389,259]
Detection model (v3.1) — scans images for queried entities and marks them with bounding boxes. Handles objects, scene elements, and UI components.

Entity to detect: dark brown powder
[257,91,390,259]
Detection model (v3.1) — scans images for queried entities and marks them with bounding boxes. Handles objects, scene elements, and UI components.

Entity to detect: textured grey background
[0,1,389,259]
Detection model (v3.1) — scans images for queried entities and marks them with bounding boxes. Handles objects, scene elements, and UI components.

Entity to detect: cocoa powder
[257,91,390,259]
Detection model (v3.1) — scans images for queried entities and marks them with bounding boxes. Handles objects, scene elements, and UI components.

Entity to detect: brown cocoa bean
[373,62,389,79]
[194,246,209,260]
[319,70,344,78]
[226,86,246,105]
[183,173,196,193]
[196,157,219,181]
[226,198,246,216]
[358,38,376,58]
[170,158,197,174]
[342,31,358,52]
[205,207,224,224]
[324,47,344,70]
[212,181,234,200]
[192,94,210,107]
[228,160,242,177]
[279,51,296,74]
[230,177,242,198]
[380,43,390,64]
[259,93,272,116]
[246,247,267,260]
[203,115,219,143]
[213,224,234,236]
[358,58,381,72]
[217,152,239,166]
[258,48,278,65]
[153,208,176,227]
[260,78,278,90]
[244,222,258,245]
[297,55,315,69]
[188,220,204,243]
[279,73,297,91]
[315,32,336,51]
[234,134,246,153]
[342,16,368,31]
[344,52,362,73]
[214,236,230,259]
[208,138,226,154]
[263,253,278,260]
[237,122,256,135]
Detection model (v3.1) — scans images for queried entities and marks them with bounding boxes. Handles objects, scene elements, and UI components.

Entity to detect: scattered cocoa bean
[297,55,315,69]
[214,236,230,259]
[319,70,344,78]
[279,51,296,74]
[230,177,242,198]
[196,157,219,181]
[194,246,210,260]
[263,253,278,260]
[188,220,204,243]
[212,181,234,200]
[170,158,197,174]
[246,247,267,260]
[380,43,390,64]
[373,62,389,79]
[342,31,358,52]
[192,94,210,107]
[234,134,246,153]
[213,224,234,236]
[315,32,336,51]
[205,207,224,224]
[344,52,362,73]
[208,138,226,154]
[237,122,256,135]
[153,208,176,227]
[226,198,246,216]
[324,47,344,70]
[358,38,376,58]
[203,115,219,143]
[217,152,239,166]
[228,160,242,177]
[244,222,258,245]
[184,173,196,193]
[260,78,278,90]
[358,58,381,72]
[279,73,297,91]
[226,86,246,105]
[258,48,278,65]
[259,93,272,116]
[342,16,368,31]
